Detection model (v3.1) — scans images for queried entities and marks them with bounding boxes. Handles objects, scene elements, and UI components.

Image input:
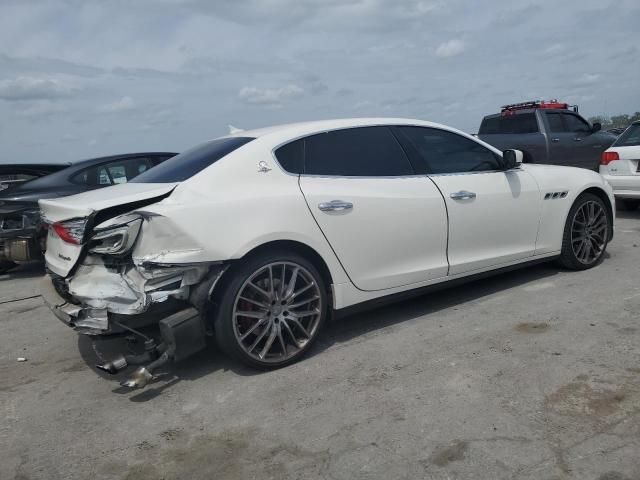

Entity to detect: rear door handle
[551,138,560,142]
[318,200,353,212]
[574,137,582,142]
[450,190,476,200]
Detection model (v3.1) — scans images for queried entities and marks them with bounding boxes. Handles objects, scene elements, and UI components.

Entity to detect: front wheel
[558,193,611,270]
[214,250,327,369]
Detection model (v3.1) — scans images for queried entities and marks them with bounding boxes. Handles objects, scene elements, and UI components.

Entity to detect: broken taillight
[53,218,87,244]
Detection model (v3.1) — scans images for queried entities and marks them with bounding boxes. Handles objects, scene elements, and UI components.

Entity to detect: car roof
[226,118,458,143]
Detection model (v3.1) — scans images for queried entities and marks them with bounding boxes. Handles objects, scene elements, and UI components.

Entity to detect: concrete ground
[1,210,639,480]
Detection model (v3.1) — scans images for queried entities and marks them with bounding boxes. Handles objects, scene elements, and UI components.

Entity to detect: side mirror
[591,122,602,133]
[503,149,523,169]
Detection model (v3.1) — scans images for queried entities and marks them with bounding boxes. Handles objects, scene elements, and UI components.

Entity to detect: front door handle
[318,200,353,212]
[574,137,582,142]
[450,190,476,200]
[551,138,560,142]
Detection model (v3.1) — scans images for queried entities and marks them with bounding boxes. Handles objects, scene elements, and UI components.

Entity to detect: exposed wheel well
[578,187,614,241]
[208,240,334,313]
[239,240,333,289]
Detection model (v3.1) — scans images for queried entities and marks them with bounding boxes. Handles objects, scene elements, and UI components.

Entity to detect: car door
[294,126,449,291]
[546,112,599,170]
[561,113,603,171]
[393,126,541,276]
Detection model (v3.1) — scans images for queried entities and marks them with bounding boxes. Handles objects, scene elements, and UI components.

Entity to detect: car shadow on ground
[0,262,44,282]
[79,260,565,401]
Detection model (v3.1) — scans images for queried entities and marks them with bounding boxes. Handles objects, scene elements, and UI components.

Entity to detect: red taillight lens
[601,151,619,165]
[52,218,87,244]
[53,222,79,244]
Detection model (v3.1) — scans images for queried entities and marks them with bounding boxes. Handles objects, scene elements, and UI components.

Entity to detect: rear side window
[304,126,413,176]
[275,139,304,174]
[546,113,565,133]
[613,123,640,147]
[72,157,154,186]
[395,126,502,174]
[131,137,254,183]
[479,113,539,134]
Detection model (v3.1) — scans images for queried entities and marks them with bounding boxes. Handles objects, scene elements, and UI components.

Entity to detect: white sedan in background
[600,120,640,211]
[39,118,614,386]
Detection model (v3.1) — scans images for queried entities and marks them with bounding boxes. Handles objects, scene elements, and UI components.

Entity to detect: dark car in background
[0,152,177,273]
[478,100,616,171]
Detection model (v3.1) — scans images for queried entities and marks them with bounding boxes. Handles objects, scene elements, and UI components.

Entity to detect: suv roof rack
[501,99,578,116]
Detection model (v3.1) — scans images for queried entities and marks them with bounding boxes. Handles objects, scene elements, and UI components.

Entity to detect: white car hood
[39,182,178,223]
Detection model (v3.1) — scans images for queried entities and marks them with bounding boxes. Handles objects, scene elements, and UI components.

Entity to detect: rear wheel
[616,198,640,211]
[214,250,327,369]
[558,193,610,270]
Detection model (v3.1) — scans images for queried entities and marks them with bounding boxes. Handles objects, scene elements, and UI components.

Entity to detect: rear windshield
[131,137,254,183]
[613,123,640,147]
[479,113,539,134]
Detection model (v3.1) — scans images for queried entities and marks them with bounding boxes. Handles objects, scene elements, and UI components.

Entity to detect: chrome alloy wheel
[570,200,608,265]
[232,262,323,363]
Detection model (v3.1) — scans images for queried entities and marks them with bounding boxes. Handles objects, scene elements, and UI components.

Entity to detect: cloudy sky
[1,0,638,163]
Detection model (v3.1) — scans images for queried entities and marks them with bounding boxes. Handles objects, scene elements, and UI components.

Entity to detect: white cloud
[16,100,67,118]
[238,84,304,107]
[575,73,601,85]
[0,76,73,101]
[435,39,465,58]
[98,96,135,113]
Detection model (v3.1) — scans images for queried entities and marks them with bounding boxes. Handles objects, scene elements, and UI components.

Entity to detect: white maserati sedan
[40,118,614,385]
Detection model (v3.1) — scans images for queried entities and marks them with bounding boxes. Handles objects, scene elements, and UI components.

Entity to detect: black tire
[557,193,611,270]
[0,260,18,275]
[213,249,328,370]
[616,198,639,211]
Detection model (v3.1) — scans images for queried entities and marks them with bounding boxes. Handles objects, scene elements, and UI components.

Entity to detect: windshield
[131,137,254,183]
[613,123,640,147]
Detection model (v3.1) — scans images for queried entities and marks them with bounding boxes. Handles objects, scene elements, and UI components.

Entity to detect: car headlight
[88,216,142,255]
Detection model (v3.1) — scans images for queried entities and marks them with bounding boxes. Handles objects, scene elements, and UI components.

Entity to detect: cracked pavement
[1,210,639,480]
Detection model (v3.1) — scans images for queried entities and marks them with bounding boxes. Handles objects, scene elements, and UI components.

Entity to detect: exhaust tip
[120,367,153,388]
[95,355,128,374]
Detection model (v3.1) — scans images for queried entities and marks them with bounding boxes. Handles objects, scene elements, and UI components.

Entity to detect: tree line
[588,112,640,130]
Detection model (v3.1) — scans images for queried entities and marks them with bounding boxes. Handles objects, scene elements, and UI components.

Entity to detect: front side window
[395,126,502,174]
[304,126,413,176]
[547,113,565,133]
[562,113,590,133]
[613,123,640,147]
[132,137,254,183]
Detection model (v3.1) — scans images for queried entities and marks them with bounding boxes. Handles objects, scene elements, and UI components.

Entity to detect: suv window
[395,126,502,174]
[132,137,254,183]
[304,126,413,176]
[547,112,565,133]
[562,113,591,133]
[479,113,539,134]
